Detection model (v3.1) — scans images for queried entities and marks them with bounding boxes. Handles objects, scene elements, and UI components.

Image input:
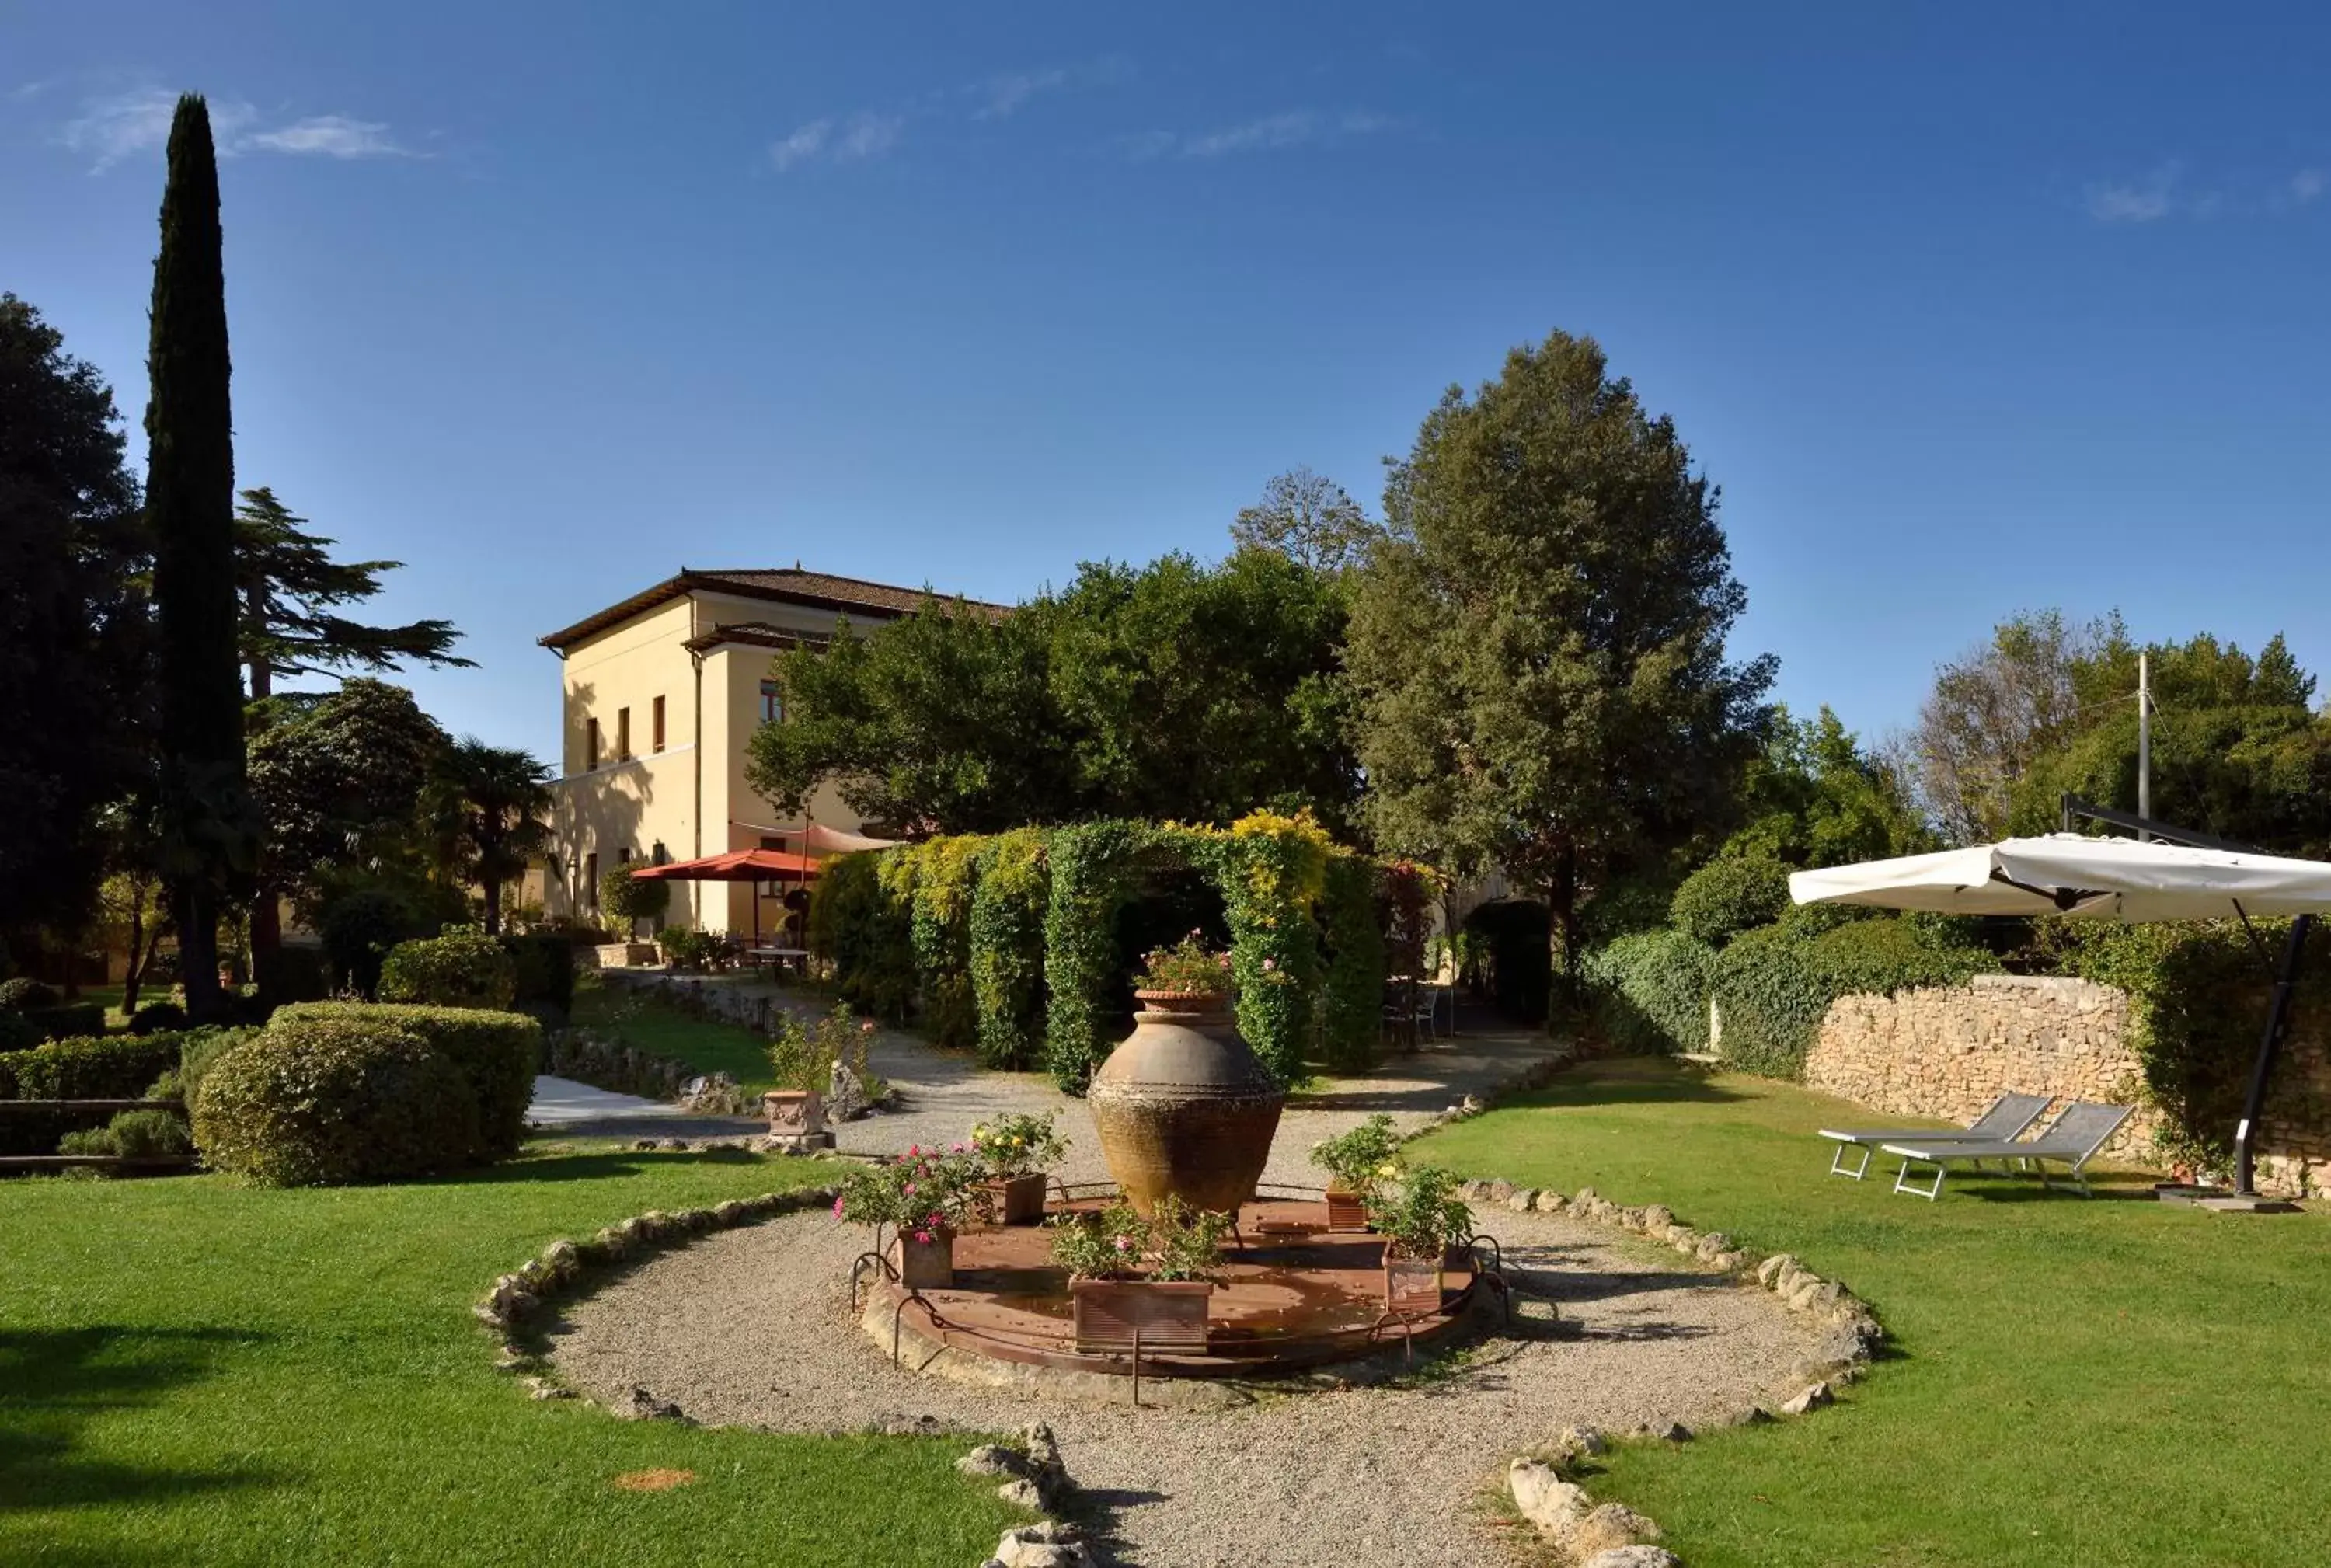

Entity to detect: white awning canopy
[1789,833,2331,922]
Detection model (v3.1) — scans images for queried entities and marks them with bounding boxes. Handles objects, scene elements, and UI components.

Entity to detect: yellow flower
[1378,1162,1399,1177]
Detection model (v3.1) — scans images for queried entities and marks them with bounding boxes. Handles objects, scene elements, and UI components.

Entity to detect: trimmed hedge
[807,851,914,1021]
[0,1034,185,1100]
[1585,929,1720,1055]
[1670,856,1792,946]
[270,1001,540,1158]
[12,1003,107,1044]
[969,828,1049,1068]
[378,929,518,1010]
[1711,918,1988,1078]
[192,1018,479,1186]
[0,1033,191,1155]
[0,977,60,1010]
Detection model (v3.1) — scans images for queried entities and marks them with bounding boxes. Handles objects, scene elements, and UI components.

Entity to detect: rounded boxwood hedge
[378,929,517,1009]
[193,1017,480,1186]
[270,1001,540,1158]
[1670,855,1792,947]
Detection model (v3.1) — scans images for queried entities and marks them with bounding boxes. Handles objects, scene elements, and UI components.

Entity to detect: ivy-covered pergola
[810,810,1420,1089]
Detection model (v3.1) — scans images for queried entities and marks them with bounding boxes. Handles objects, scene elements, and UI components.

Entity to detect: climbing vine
[1317,852,1386,1071]
[969,828,1049,1068]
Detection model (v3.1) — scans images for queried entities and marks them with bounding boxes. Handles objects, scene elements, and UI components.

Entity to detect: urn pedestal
[1087,991,1284,1218]
[761,1089,832,1152]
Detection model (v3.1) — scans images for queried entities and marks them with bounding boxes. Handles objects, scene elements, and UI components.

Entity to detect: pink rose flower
[902,1183,917,1196]
[1261,957,1276,972]
[831,1196,845,1218]
[913,1230,932,1245]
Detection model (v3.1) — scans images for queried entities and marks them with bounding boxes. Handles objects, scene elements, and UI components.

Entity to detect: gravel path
[545,1022,1815,1566]
[549,1206,1815,1567]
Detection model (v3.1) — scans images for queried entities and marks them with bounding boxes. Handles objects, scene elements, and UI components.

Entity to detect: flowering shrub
[833,1144,984,1243]
[1310,1113,1403,1195]
[1365,1166,1475,1260]
[1049,1195,1231,1282]
[1146,1195,1232,1283]
[1135,931,1235,996]
[766,1001,875,1092]
[1049,1200,1149,1280]
[969,1110,1067,1179]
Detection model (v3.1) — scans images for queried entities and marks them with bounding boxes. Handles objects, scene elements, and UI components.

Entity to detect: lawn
[1412,1058,2331,1568]
[570,972,786,1092]
[0,1144,1023,1566]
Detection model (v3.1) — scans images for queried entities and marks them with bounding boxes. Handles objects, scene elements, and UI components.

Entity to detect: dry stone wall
[1801,974,2331,1194]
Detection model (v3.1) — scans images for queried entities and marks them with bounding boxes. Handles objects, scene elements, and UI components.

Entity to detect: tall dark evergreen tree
[0,295,148,963]
[146,94,256,1022]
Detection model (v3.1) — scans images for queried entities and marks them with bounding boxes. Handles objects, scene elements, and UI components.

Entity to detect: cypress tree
[146,93,253,1022]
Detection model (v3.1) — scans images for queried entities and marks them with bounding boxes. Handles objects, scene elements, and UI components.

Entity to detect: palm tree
[428,739,552,935]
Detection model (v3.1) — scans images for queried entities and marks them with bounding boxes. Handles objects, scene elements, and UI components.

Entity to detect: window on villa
[652,695,666,753]
[759,679,783,724]
[584,852,598,906]
[586,717,601,771]
[616,706,631,760]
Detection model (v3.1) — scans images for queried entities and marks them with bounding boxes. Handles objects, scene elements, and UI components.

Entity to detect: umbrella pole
[2235,913,2312,1196]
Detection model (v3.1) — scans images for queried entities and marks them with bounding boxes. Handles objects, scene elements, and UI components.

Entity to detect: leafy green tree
[235,486,471,703]
[747,552,1358,834]
[1909,609,2113,844]
[1725,705,1933,867]
[0,294,149,953]
[249,680,446,991]
[2012,632,2331,855]
[1344,329,1774,990]
[146,95,258,1022]
[1229,467,1382,573]
[427,740,552,935]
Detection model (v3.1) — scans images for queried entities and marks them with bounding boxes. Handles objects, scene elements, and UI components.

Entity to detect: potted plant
[762,1003,875,1148]
[1057,1195,1228,1354]
[1133,929,1236,1011]
[1366,1165,1475,1309]
[1310,1113,1403,1232]
[970,1110,1068,1225]
[834,1144,983,1290]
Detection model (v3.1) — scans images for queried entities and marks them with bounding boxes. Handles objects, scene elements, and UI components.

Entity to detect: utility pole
[2137,650,2152,840]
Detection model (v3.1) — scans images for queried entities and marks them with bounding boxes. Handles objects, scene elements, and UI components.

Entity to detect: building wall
[1801,974,2331,1196]
[545,588,890,939]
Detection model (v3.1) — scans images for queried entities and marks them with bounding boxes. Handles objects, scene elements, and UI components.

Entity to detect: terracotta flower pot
[984,1171,1048,1225]
[1070,1277,1213,1354]
[1324,1186,1371,1232]
[1088,991,1283,1217]
[896,1228,955,1291]
[1382,1249,1444,1312]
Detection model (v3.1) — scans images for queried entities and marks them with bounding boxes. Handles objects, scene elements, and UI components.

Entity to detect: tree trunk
[249,888,284,1001]
[176,883,223,1023]
[1546,840,1582,1020]
[482,877,503,936]
[122,900,147,1013]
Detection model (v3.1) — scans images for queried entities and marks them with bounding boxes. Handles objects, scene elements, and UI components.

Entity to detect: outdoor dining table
[746,946,810,978]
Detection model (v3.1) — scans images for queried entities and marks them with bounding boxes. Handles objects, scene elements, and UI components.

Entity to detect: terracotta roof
[538,567,1010,652]
[681,620,828,655]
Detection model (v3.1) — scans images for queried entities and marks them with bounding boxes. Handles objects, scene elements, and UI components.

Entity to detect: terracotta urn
[1087,989,1284,1218]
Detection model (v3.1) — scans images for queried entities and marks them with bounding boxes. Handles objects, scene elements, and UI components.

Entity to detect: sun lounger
[1817,1093,2052,1179]
[1883,1102,2133,1200]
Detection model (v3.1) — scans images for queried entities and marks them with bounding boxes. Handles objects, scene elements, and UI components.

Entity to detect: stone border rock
[1392,1040,1885,1568]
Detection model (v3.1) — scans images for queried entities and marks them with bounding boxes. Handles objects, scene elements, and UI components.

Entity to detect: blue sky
[9,3,2329,765]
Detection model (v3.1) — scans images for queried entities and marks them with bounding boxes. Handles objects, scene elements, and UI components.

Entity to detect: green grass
[0,1145,1023,1566]
[1413,1058,2331,1568]
[570,975,782,1092]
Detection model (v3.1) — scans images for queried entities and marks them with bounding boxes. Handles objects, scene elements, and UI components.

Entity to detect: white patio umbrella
[1789,807,2331,1197]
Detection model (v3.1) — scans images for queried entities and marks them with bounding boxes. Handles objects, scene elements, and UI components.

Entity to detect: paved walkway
[527,1075,763,1143]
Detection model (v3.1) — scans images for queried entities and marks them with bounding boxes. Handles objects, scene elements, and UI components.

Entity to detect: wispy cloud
[1127,109,1390,162]
[769,110,902,172]
[971,57,1130,120]
[769,117,831,171]
[242,114,406,159]
[2085,163,2181,223]
[55,86,410,172]
[977,67,1070,120]
[837,112,902,161]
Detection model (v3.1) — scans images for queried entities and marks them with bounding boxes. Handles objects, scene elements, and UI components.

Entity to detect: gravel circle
[547,1019,1821,1563]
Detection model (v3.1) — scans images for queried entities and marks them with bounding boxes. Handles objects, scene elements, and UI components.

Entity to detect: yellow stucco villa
[535,566,998,938]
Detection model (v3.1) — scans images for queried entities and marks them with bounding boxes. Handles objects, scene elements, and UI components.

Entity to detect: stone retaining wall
[1801,974,2331,1194]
